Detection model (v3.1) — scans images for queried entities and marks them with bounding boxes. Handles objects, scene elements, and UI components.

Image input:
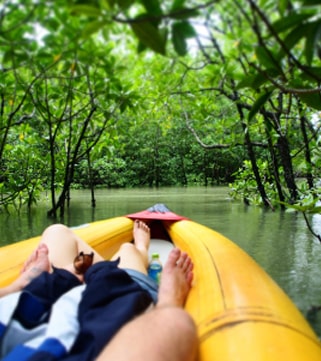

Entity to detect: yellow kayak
[0,204,320,360]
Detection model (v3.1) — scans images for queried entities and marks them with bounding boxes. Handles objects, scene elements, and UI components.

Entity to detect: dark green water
[1,187,321,336]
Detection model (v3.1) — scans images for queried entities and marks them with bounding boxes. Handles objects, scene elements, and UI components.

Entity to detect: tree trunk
[298,103,314,189]
[179,153,188,186]
[48,163,73,217]
[48,129,57,218]
[237,104,271,208]
[263,115,285,207]
[153,126,161,188]
[87,150,96,208]
[276,135,298,202]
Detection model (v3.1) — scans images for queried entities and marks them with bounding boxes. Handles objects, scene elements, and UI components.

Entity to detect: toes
[176,253,194,278]
[141,221,150,233]
[134,220,139,230]
[186,270,194,285]
[37,244,49,256]
[21,244,49,274]
[142,223,150,233]
[168,248,181,267]
[182,257,191,272]
[134,220,150,233]
[38,243,49,252]
[176,252,188,269]
[165,249,194,281]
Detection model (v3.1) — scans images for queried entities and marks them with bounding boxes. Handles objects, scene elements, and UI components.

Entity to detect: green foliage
[248,90,274,121]
[130,21,166,55]
[75,156,129,188]
[0,133,45,211]
[229,159,280,207]
[1,0,321,216]
[282,195,321,214]
[69,0,198,56]
[172,20,196,56]
[232,0,321,114]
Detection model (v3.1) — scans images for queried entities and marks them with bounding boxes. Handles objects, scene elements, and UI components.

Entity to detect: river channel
[1,186,321,336]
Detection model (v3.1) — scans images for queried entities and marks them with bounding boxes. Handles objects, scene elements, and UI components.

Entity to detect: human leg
[2,220,150,298]
[20,224,103,276]
[4,224,101,294]
[96,248,198,361]
[33,223,104,269]
[0,243,51,297]
[96,306,197,361]
[111,220,150,274]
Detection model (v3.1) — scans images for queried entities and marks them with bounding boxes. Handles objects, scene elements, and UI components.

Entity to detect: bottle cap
[152,253,159,259]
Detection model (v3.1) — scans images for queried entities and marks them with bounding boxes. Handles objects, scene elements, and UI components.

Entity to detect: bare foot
[133,220,150,253]
[157,248,194,308]
[16,243,51,289]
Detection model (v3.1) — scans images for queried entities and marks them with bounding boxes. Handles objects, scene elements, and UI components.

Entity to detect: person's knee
[42,223,69,235]
[118,242,137,254]
[41,224,75,247]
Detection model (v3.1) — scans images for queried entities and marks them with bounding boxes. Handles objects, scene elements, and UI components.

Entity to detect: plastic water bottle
[148,253,162,284]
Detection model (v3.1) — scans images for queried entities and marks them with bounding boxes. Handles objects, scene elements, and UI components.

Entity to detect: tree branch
[181,96,267,150]
[246,0,321,83]
[303,212,321,243]
[250,62,321,95]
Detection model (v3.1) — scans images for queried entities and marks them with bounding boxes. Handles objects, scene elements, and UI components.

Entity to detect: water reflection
[0,186,321,336]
